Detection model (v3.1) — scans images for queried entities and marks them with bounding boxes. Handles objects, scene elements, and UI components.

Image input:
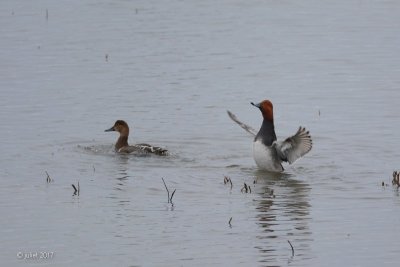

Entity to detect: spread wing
[275,127,312,164]
[227,110,257,136]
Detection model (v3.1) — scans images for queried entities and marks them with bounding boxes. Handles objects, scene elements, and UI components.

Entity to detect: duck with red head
[105,120,168,156]
[251,100,274,122]
[251,100,277,147]
[227,100,312,172]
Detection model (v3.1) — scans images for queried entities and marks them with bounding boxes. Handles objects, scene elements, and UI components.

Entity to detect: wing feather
[275,127,312,164]
[118,144,168,156]
[227,110,257,136]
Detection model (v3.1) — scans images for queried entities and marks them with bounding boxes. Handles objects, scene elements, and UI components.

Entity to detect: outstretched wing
[275,127,312,164]
[227,110,257,136]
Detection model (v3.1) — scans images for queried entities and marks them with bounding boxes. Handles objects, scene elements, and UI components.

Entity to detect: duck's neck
[115,135,129,150]
[255,119,277,146]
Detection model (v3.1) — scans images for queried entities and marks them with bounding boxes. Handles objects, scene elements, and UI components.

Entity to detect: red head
[251,100,274,122]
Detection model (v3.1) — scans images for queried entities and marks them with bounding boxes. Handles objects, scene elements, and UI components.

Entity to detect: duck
[105,120,168,156]
[227,100,312,172]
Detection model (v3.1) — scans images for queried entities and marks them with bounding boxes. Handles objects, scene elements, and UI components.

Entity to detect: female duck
[105,120,168,156]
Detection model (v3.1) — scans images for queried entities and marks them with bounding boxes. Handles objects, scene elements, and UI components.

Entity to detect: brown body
[105,120,168,156]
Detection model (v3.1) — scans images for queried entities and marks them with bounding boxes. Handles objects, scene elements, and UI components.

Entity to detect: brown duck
[105,120,168,156]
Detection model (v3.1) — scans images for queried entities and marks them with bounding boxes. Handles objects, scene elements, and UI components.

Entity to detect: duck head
[105,120,130,136]
[251,100,274,122]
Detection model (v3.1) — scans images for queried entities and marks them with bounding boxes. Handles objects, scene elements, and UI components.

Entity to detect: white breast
[253,140,283,172]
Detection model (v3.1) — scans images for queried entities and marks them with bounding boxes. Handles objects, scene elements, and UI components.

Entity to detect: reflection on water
[253,171,312,266]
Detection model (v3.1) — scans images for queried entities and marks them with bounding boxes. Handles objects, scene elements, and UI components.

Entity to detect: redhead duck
[105,120,168,156]
[228,100,312,172]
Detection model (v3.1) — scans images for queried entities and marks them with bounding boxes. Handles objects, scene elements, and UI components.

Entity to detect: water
[1,0,400,266]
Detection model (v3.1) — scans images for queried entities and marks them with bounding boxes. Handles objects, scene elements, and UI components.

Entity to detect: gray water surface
[1,0,400,266]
